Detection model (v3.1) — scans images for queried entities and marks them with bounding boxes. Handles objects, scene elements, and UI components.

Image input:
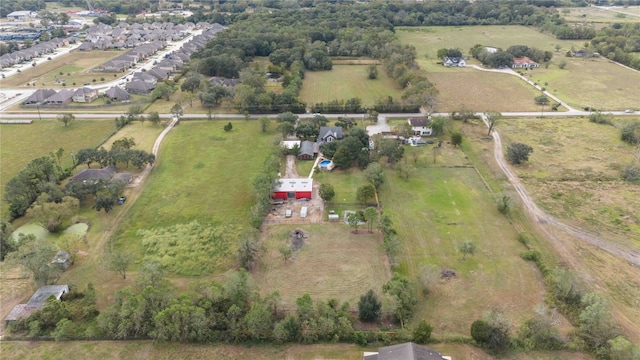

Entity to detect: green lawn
[114,120,278,258]
[560,7,640,24]
[0,120,117,199]
[299,65,403,107]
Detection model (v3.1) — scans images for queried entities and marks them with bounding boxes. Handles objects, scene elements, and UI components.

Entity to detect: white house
[7,11,36,21]
[442,57,466,67]
[408,117,432,136]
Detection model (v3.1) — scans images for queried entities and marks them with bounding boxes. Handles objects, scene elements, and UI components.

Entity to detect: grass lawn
[299,65,402,107]
[0,120,117,199]
[560,7,640,23]
[312,168,367,204]
[295,159,315,178]
[522,58,640,110]
[0,50,126,88]
[101,121,165,153]
[255,224,390,309]
[113,120,277,260]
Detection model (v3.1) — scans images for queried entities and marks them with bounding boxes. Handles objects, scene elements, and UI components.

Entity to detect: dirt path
[481,114,640,266]
[284,155,299,178]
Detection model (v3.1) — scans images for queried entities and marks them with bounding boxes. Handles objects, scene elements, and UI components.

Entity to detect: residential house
[408,117,432,136]
[133,72,158,85]
[72,87,99,103]
[7,11,36,21]
[5,285,70,324]
[103,59,129,72]
[511,56,539,69]
[23,89,57,105]
[70,165,132,185]
[298,141,318,160]
[105,86,130,101]
[364,342,451,360]
[44,89,75,106]
[126,80,155,94]
[317,126,344,143]
[209,76,241,87]
[443,57,466,67]
[146,67,169,81]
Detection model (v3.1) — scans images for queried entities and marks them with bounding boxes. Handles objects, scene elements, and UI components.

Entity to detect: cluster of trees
[505,45,553,63]
[75,147,155,170]
[470,44,552,68]
[3,156,62,219]
[249,148,280,229]
[0,0,44,18]
[591,23,640,70]
[309,98,364,114]
[320,127,370,169]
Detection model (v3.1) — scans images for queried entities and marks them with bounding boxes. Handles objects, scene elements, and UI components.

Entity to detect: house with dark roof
[443,57,466,67]
[44,89,75,105]
[317,126,344,143]
[146,67,169,81]
[408,117,432,136]
[71,166,117,183]
[72,87,99,103]
[23,89,57,105]
[133,72,158,85]
[105,86,130,101]
[298,141,318,160]
[364,342,451,360]
[126,80,155,94]
[209,76,241,87]
[5,285,70,324]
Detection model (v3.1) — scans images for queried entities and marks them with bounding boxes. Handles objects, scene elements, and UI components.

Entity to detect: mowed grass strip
[101,121,164,153]
[0,50,126,88]
[380,154,545,336]
[0,120,117,198]
[255,224,389,309]
[116,120,276,248]
[299,65,402,107]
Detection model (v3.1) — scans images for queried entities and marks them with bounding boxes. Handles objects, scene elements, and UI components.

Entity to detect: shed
[272,178,313,200]
[300,206,308,218]
[52,250,72,269]
[298,141,317,160]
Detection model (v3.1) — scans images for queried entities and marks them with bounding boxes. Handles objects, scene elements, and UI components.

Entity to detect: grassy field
[0,120,117,199]
[522,57,640,110]
[255,224,390,309]
[113,120,277,259]
[101,121,165,153]
[498,117,640,250]
[0,50,126,88]
[299,65,403,107]
[0,340,596,360]
[397,26,585,60]
[560,7,640,24]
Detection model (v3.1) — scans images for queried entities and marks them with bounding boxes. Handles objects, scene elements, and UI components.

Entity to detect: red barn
[272,178,313,200]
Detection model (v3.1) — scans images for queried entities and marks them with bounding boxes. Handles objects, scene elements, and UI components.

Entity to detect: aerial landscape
[0,0,639,359]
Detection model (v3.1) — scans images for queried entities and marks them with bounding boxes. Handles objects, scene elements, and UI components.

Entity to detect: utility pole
[36,103,42,121]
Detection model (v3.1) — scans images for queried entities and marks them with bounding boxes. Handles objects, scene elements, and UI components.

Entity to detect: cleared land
[255,224,390,309]
[299,65,402,107]
[560,7,640,23]
[0,341,595,360]
[0,120,116,198]
[101,121,165,153]
[0,50,126,88]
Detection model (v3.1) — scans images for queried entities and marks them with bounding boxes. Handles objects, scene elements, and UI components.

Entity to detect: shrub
[621,162,640,182]
[620,121,640,145]
[506,143,533,165]
[521,250,542,262]
[413,320,433,344]
[358,289,381,322]
[517,232,530,248]
[589,112,613,125]
[496,194,511,215]
[471,320,491,343]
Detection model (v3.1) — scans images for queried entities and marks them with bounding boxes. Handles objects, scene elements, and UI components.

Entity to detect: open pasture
[379,144,546,336]
[397,26,585,59]
[526,58,640,110]
[299,65,402,107]
[255,224,389,309]
[101,121,164,153]
[560,7,640,23]
[0,50,126,88]
[114,120,276,255]
[0,120,116,198]
[498,117,640,248]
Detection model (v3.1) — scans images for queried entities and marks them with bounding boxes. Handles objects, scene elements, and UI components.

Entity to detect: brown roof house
[126,79,155,95]
[105,86,131,102]
[44,89,75,106]
[23,88,57,105]
[364,343,451,360]
[72,87,99,103]
[408,117,432,136]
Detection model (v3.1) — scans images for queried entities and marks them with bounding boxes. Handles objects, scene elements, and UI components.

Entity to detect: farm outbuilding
[272,178,313,200]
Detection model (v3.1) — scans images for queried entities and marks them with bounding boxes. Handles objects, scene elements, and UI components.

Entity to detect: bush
[358,289,381,322]
[621,162,640,182]
[412,320,433,344]
[506,143,533,165]
[471,320,491,343]
[589,112,613,125]
[520,250,542,262]
[620,121,640,145]
[496,194,511,215]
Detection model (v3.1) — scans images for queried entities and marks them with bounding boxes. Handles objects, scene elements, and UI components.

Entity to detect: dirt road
[482,115,640,266]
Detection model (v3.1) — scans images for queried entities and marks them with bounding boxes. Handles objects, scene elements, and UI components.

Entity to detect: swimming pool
[319,160,332,166]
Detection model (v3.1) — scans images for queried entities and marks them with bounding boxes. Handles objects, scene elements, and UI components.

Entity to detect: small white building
[7,11,36,21]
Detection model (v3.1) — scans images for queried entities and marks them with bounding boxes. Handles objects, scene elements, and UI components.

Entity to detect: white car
[624,109,634,113]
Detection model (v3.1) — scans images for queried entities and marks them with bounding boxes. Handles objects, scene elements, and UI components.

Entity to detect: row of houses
[443,55,539,69]
[100,40,167,72]
[0,37,73,69]
[23,86,131,106]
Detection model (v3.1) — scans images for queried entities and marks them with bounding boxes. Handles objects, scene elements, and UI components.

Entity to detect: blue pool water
[319,160,332,166]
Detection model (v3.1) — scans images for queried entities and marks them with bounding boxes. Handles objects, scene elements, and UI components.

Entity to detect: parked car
[624,109,634,113]
[285,209,292,218]
[117,196,126,205]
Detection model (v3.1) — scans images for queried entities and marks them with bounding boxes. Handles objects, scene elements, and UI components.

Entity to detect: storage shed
[272,178,313,200]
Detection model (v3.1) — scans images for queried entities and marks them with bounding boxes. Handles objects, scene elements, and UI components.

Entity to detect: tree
[149,111,161,126]
[450,131,463,147]
[7,235,59,286]
[459,241,476,260]
[395,162,415,181]
[237,234,261,271]
[382,274,417,328]
[367,64,378,79]
[472,310,512,354]
[319,183,335,202]
[0,220,16,261]
[356,183,376,204]
[579,293,619,350]
[170,103,183,120]
[364,163,385,189]
[151,82,175,101]
[413,320,433,344]
[347,212,363,233]
[276,112,298,125]
[279,245,293,264]
[430,116,447,136]
[378,139,404,164]
[518,305,564,351]
[244,300,274,341]
[106,249,131,279]
[224,122,233,132]
[485,110,502,136]
[180,75,202,93]
[26,194,79,233]
[152,298,207,342]
[182,92,197,108]
[534,94,549,105]
[332,146,352,169]
[363,207,378,233]
[57,113,75,127]
[506,143,533,165]
[111,137,136,151]
[608,336,640,360]
[358,289,381,322]
[259,117,270,133]
[276,122,295,138]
